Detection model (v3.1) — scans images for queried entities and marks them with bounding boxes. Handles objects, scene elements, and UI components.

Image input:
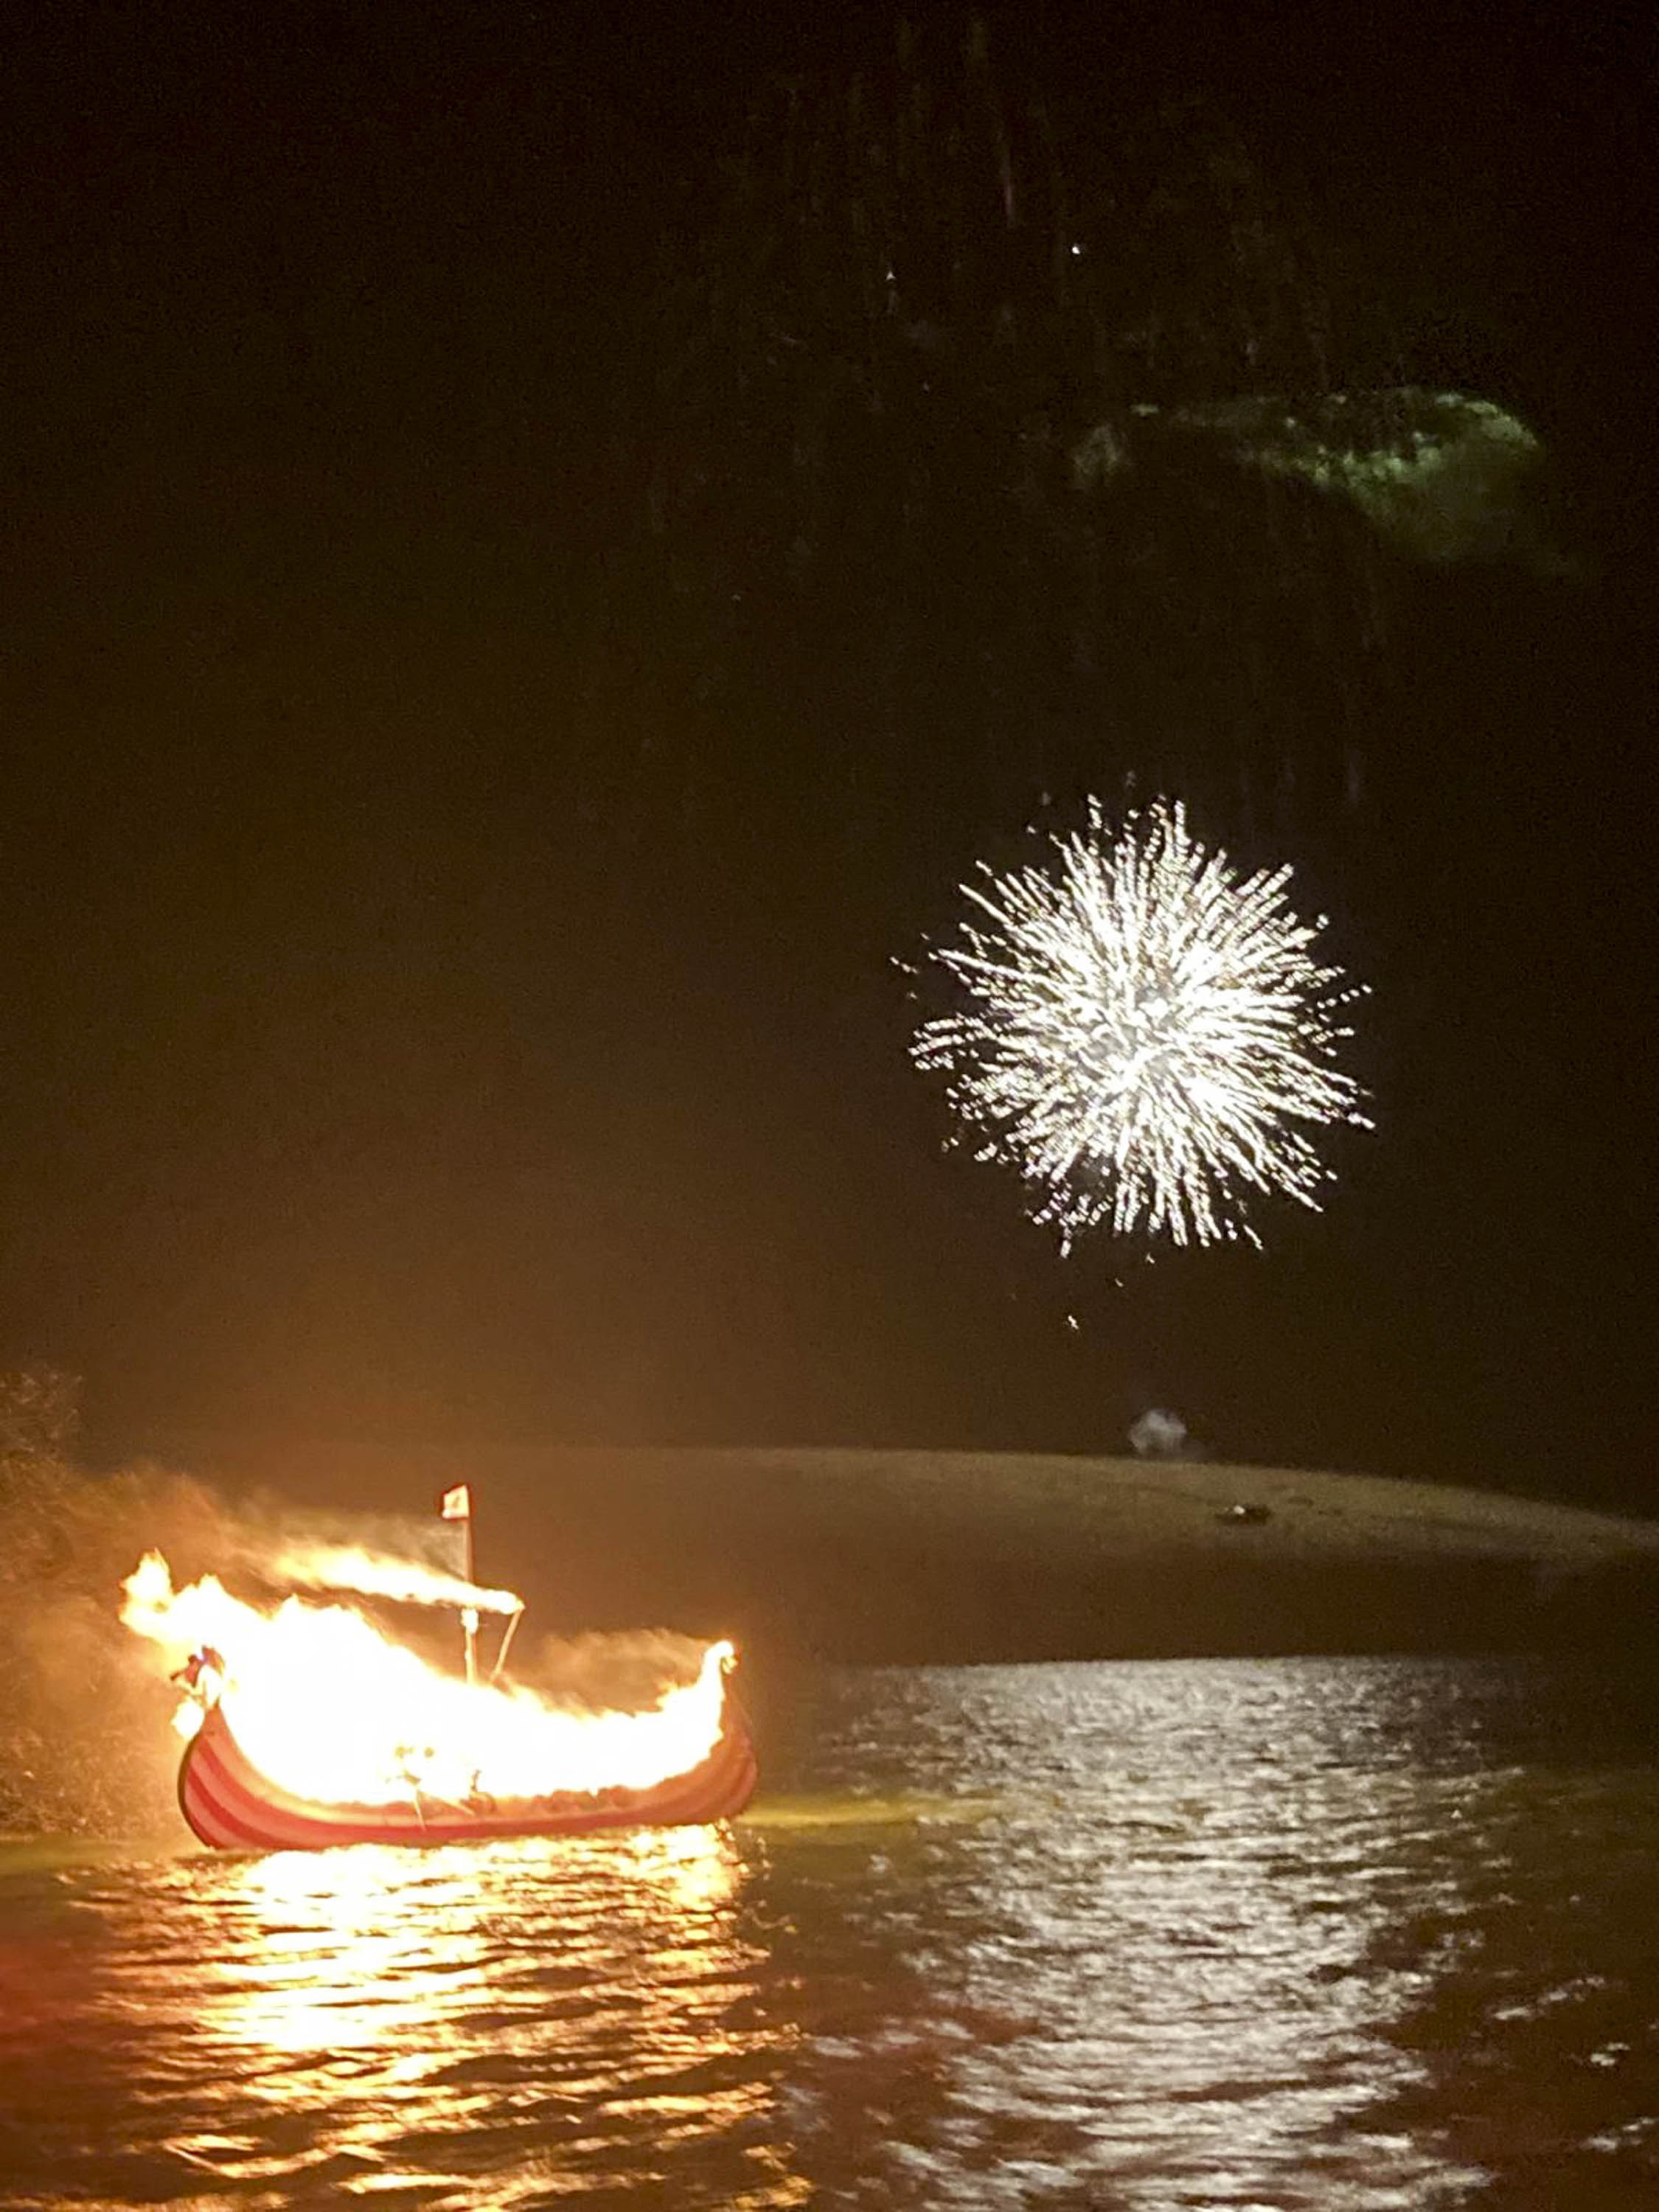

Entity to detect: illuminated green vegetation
[1073,389,1559,568]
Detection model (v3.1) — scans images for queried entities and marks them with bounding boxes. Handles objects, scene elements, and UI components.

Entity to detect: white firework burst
[910,798,1371,1249]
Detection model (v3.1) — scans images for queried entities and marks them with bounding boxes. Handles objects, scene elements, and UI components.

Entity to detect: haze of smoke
[0,1451,220,1837]
[518,1628,714,1714]
[1129,1408,1191,1460]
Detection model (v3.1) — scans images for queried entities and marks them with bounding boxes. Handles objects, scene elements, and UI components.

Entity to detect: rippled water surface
[3,1656,1658,2208]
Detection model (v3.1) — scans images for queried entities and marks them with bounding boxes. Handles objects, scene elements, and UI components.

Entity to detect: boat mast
[489,1604,523,1686]
[439,1481,523,1686]
[440,1482,479,1685]
[462,1505,479,1685]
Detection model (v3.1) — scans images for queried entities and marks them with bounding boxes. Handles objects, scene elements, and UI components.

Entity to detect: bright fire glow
[265,1541,524,1618]
[122,1553,734,1810]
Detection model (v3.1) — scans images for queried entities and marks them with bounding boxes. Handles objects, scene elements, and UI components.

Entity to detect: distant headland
[156,1440,1659,1671]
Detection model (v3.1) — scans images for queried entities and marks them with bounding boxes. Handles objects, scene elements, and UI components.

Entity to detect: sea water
[1,1655,1655,2208]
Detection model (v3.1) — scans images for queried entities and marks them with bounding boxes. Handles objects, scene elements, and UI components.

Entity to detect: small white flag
[439,1483,472,1522]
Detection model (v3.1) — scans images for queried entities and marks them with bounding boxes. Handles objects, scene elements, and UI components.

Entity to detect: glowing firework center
[912,799,1370,1248]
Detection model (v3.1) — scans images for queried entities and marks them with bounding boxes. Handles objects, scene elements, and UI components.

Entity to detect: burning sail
[121,1549,756,1851]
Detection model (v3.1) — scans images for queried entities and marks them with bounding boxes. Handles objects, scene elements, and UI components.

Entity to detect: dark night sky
[3,3,1654,1499]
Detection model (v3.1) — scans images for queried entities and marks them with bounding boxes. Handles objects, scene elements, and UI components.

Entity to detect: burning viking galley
[120,1483,757,1851]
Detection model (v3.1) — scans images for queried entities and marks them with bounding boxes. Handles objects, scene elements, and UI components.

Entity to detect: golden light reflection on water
[172,1825,810,2208]
[4,1660,1657,2210]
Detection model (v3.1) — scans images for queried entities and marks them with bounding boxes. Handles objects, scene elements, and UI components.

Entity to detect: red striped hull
[178,1694,758,1851]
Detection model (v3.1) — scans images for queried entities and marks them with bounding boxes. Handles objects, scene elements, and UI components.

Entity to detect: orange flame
[262,1541,524,1618]
[122,1552,734,1810]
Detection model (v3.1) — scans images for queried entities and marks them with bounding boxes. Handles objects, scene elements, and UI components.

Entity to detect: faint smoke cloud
[1129,1408,1189,1460]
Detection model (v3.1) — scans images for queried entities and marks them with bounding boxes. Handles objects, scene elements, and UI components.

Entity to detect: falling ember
[122,1553,736,1813]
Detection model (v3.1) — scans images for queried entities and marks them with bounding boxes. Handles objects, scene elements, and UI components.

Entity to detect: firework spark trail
[911,799,1371,1249]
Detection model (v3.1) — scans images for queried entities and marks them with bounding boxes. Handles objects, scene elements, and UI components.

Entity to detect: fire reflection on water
[130,1826,810,2208]
[5,1660,1657,2209]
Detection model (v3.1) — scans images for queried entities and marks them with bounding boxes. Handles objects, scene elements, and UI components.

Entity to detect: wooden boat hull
[178,1692,758,1851]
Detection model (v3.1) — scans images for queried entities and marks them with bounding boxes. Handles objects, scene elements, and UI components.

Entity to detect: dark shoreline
[131,1440,1659,1672]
